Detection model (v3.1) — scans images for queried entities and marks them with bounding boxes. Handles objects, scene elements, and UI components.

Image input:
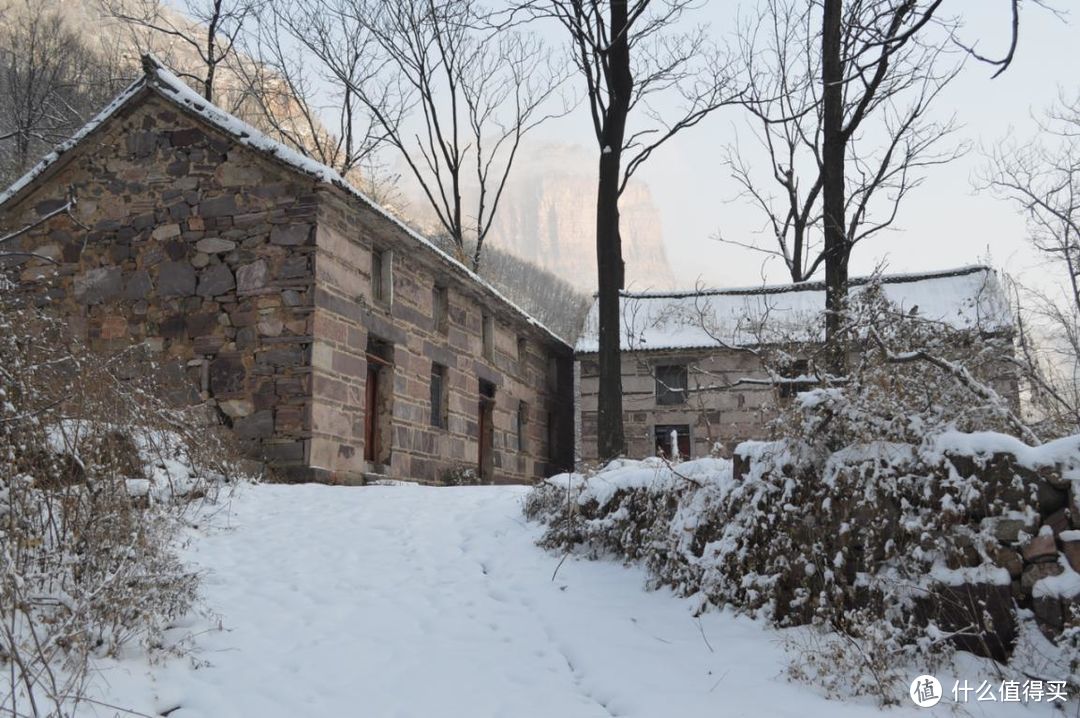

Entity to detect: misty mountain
[402,143,677,294]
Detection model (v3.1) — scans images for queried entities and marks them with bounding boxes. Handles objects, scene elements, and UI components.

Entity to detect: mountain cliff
[480,144,675,293]
[402,143,676,293]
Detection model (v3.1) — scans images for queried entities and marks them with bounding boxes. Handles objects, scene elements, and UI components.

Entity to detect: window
[516,401,528,452]
[432,284,449,334]
[654,424,691,460]
[371,248,392,304]
[655,365,688,405]
[430,363,448,429]
[517,336,528,372]
[778,359,813,399]
[482,313,494,360]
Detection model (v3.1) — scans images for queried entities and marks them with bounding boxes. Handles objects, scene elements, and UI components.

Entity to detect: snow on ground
[83,484,1064,717]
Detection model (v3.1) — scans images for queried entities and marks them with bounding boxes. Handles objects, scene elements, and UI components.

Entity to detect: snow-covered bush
[765,281,1025,449]
[527,440,1080,702]
[439,465,482,486]
[0,295,251,716]
[526,287,1080,703]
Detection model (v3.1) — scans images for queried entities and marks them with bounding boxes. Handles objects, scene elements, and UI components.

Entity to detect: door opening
[478,379,496,483]
[364,337,394,466]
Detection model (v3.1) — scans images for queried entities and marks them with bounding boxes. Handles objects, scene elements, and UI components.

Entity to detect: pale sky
[520,1,1078,292]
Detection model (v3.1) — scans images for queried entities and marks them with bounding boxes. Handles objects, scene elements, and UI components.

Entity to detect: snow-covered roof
[0,55,570,350]
[575,266,1012,354]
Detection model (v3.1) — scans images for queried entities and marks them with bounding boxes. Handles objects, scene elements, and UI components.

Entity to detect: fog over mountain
[402,143,677,294]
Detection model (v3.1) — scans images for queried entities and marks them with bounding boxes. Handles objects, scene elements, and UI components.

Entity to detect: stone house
[575,266,1013,463]
[0,57,574,484]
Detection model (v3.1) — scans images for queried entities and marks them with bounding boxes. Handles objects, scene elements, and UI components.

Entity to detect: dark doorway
[654,424,691,460]
[478,379,496,483]
[364,364,378,462]
[364,338,394,466]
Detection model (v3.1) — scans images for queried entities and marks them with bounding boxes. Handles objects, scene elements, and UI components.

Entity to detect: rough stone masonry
[0,61,574,484]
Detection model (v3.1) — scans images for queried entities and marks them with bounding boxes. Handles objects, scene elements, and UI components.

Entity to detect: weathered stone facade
[578,348,776,462]
[0,64,574,484]
[308,189,574,483]
[576,267,1016,464]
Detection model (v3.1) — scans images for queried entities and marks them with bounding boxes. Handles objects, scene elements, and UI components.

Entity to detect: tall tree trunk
[204,62,216,102]
[821,0,847,374]
[596,0,632,461]
[596,150,625,461]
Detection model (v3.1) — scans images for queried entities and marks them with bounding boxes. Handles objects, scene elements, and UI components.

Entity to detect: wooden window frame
[371,247,393,306]
[432,283,449,335]
[654,424,691,459]
[516,400,528,452]
[655,364,688,405]
[430,362,448,429]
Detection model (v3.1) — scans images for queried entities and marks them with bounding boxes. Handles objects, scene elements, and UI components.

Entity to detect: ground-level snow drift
[83,485,1061,717]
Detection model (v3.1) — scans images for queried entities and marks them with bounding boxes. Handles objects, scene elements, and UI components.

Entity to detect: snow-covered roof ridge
[0,54,570,349]
[576,265,1012,354]
[618,264,994,300]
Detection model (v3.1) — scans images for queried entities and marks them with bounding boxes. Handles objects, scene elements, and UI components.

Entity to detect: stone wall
[730,438,1080,654]
[0,91,320,475]
[1,88,576,484]
[577,348,776,463]
[309,189,574,484]
[578,344,1021,464]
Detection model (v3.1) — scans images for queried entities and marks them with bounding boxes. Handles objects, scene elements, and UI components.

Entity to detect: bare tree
[512,0,741,460]
[230,0,391,189]
[722,0,962,284]
[0,188,85,269]
[0,1,126,182]
[985,92,1080,433]
[100,0,258,104]
[722,0,1042,374]
[277,0,565,270]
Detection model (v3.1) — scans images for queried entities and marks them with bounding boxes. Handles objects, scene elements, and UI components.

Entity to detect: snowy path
[91,485,1058,717]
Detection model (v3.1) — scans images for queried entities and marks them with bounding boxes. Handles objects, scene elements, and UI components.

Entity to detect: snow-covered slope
[80,484,1058,717]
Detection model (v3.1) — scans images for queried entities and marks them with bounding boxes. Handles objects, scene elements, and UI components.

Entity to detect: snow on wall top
[0,55,569,349]
[575,266,1012,354]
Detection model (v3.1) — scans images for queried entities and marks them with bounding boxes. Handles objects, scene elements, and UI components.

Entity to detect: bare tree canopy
[985,92,1080,432]
[99,0,258,103]
[510,0,742,460]
[986,93,1080,314]
[231,0,391,191]
[723,0,964,284]
[274,0,566,271]
[0,0,129,183]
[716,0,1049,373]
[818,0,1052,369]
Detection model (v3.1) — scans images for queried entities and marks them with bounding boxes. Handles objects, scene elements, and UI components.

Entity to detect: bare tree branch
[276,0,568,270]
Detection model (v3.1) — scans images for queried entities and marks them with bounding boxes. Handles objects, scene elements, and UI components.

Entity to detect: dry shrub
[0,293,253,716]
[439,465,482,486]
